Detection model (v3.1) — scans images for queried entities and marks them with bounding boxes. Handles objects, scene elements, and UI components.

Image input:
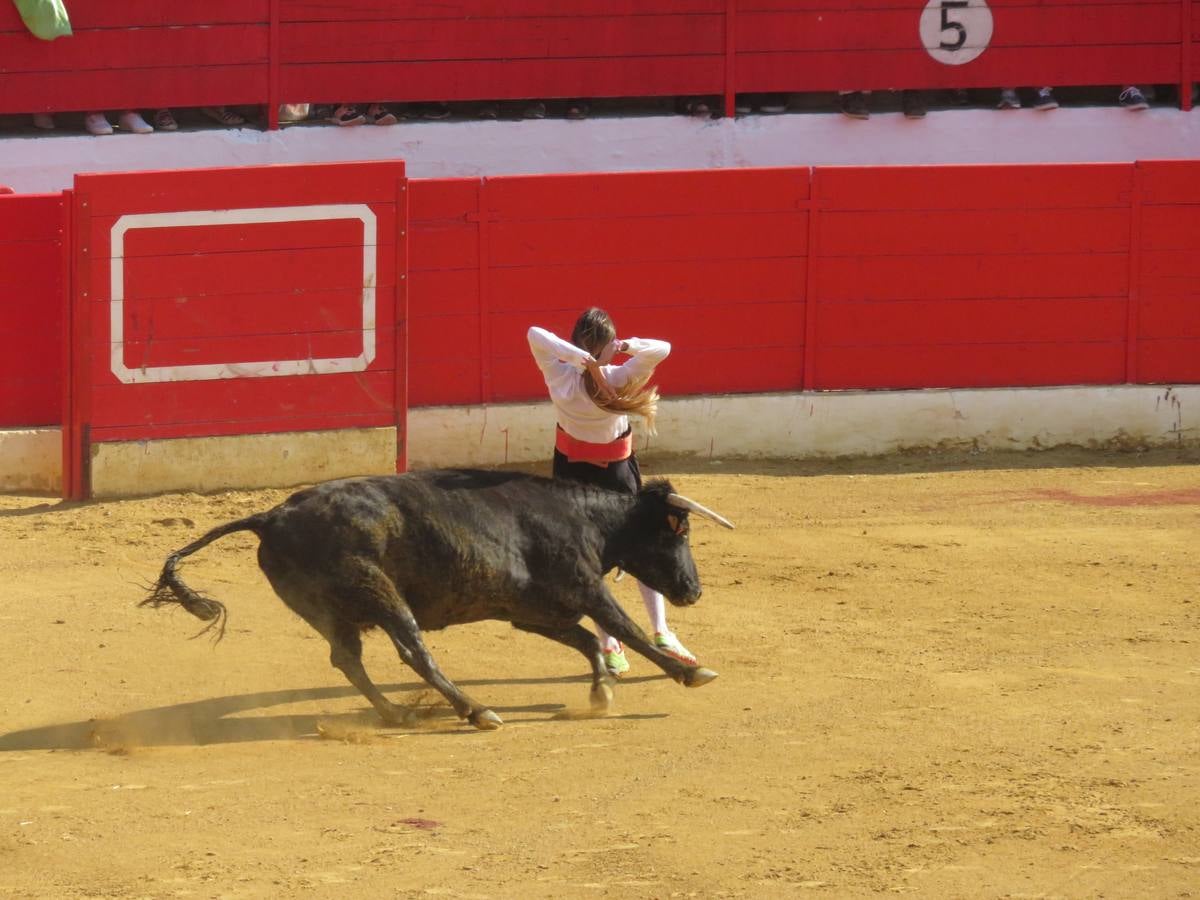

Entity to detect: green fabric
[12,0,72,41]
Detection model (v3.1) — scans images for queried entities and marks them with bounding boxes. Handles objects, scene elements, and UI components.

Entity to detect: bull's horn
[666,493,735,529]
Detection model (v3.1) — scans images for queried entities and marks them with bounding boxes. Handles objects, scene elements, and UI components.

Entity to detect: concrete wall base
[3,385,1196,496]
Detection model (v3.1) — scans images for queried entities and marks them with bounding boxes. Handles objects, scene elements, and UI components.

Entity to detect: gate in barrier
[63,160,408,499]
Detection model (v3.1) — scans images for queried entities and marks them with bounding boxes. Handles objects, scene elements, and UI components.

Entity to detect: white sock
[637,581,670,635]
[595,625,620,654]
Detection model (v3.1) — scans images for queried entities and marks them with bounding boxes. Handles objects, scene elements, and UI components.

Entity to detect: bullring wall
[2,160,1199,495]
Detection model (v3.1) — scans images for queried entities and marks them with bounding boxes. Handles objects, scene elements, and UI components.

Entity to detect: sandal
[329,104,366,126]
[203,106,246,127]
[565,100,590,120]
[153,109,178,131]
[365,104,397,126]
[680,99,711,117]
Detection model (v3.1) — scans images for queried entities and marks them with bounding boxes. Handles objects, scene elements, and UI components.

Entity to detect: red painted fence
[0,193,63,426]
[60,160,408,498]
[0,1,1195,121]
[3,160,1200,494]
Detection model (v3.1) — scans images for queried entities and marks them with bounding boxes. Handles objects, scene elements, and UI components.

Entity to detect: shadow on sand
[0,674,668,752]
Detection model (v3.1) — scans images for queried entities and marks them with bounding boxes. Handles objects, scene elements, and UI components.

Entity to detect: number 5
[939,0,968,51]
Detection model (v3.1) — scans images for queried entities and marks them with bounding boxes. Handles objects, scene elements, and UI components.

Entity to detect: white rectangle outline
[109,204,377,384]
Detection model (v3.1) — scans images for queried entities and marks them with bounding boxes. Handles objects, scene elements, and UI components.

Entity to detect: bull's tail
[140,512,271,641]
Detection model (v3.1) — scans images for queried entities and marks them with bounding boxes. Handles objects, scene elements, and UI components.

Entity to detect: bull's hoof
[589,680,614,711]
[684,667,719,688]
[469,709,503,730]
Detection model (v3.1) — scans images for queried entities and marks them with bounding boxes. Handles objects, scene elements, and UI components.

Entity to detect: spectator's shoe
[1032,87,1059,110]
[118,110,154,134]
[996,89,1021,110]
[760,95,788,114]
[421,102,452,120]
[839,92,869,120]
[565,100,590,120]
[522,101,546,119]
[1119,86,1149,110]
[654,632,698,666]
[329,104,366,126]
[84,112,113,135]
[203,106,247,127]
[901,90,926,119]
[32,112,55,130]
[153,109,179,131]
[603,644,630,677]
[476,102,499,120]
[366,104,398,126]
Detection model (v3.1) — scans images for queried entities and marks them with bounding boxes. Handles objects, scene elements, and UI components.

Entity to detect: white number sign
[919,0,993,65]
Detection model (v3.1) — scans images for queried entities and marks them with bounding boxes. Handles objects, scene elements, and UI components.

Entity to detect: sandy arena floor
[1,449,1198,898]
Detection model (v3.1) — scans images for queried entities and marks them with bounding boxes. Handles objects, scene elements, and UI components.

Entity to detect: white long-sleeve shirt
[527,326,670,444]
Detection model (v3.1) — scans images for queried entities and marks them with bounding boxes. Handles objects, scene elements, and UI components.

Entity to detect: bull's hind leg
[513,622,616,711]
[344,563,501,731]
[325,621,414,727]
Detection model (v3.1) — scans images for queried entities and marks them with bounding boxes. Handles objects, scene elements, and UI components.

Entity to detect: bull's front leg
[587,587,718,689]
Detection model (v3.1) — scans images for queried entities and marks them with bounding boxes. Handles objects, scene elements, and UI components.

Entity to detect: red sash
[555,425,633,465]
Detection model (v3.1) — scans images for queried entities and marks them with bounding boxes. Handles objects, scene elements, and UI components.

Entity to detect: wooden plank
[280,0,723,22]
[0,1,269,30]
[88,370,396,432]
[281,15,722,64]
[0,66,268,115]
[1136,339,1200,382]
[91,409,394,443]
[113,246,373,302]
[816,298,1128,346]
[0,26,268,73]
[1140,205,1200,249]
[107,216,371,258]
[0,240,61,289]
[410,178,482,221]
[485,168,809,219]
[409,223,480,272]
[818,208,1130,256]
[77,163,403,216]
[738,6,1181,52]
[813,164,1133,210]
[109,330,381,371]
[0,194,64,241]
[1139,297,1200,339]
[813,342,1127,390]
[735,45,1180,92]
[118,289,370,340]
[815,252,1129,301]
[489,212,808,266]
[0,376,60,427]
[281,56,722,103]
[490,257,806,312]
[408,358,483,407]
[410,269,482,318]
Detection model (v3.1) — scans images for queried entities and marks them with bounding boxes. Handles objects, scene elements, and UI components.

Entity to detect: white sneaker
[84,112,113,135]
[118,110,154,134]
[32,112,55,130]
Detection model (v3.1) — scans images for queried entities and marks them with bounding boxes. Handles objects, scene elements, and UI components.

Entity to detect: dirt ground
[1,449,1198,899]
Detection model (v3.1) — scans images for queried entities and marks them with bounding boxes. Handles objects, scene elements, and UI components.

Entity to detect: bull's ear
[666,513,689,536]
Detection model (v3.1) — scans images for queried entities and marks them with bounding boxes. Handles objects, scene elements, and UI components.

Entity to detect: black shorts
[552,449,642,496]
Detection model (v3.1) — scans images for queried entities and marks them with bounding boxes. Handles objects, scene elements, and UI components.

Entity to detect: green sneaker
[603,644,630,677]
[654,632,698,666]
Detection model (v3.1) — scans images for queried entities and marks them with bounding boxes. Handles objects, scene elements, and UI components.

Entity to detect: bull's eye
[666,513,689,537]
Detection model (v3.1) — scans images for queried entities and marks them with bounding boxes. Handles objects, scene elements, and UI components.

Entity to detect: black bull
[143,469,734,730]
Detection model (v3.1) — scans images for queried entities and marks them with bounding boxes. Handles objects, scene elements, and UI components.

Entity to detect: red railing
[0,1,1195,123]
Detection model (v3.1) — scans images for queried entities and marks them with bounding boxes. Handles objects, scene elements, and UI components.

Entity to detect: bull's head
[615,480,734,605]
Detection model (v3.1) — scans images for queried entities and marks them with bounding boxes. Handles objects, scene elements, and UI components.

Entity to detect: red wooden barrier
[807,163,1134,390]
[409,168,809,407]
[1134,159,1200,383]
[0,193,63,427]
[64,160,407,498]
[0,1,1193,116]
